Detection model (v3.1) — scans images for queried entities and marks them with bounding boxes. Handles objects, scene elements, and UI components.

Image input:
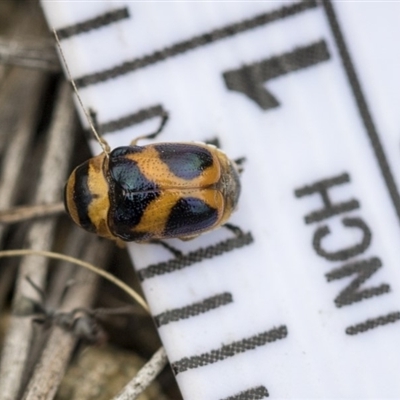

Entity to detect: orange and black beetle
[64,139,241,243]
[55,31,242,244]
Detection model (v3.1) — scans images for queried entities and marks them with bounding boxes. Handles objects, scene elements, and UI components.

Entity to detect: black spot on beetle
[108,153,160,240]
[165,197,218,237]
[111,145,143,158]
[71,161,96,233]
[154,143,213,180]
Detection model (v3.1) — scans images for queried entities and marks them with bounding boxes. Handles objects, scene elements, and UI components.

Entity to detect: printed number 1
[223,40,330,110]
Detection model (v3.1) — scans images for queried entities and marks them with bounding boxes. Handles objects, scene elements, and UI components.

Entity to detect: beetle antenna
[53,29,110,157]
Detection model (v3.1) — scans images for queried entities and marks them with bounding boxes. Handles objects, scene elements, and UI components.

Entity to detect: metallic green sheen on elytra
[154,143,214,180]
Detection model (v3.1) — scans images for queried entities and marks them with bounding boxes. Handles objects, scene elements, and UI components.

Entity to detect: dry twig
[113,346,168,400]
[0,249,149,314]
[0,202,64,224]
[0,68,48,241]
[0,80,75,399]
[22,236,113,400]
[0,37,60,71]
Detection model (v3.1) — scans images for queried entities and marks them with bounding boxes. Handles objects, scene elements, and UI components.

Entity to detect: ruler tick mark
[89,104,168,136]
[74,0,318,88]
[56,8,130,40]
[137,230,253,281]
[346,311,400,335]
[171,325,288,375]
[221,385,269,400]
[154,292,233,327]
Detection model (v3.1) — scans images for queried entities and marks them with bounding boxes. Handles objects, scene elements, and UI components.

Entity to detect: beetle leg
[130,112,169,146]
[204,137,221,148]
[223,223,245,238]
[234,157,246,174]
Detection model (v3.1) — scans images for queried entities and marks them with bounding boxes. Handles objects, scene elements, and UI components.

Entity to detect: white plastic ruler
[41,1,400,399]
